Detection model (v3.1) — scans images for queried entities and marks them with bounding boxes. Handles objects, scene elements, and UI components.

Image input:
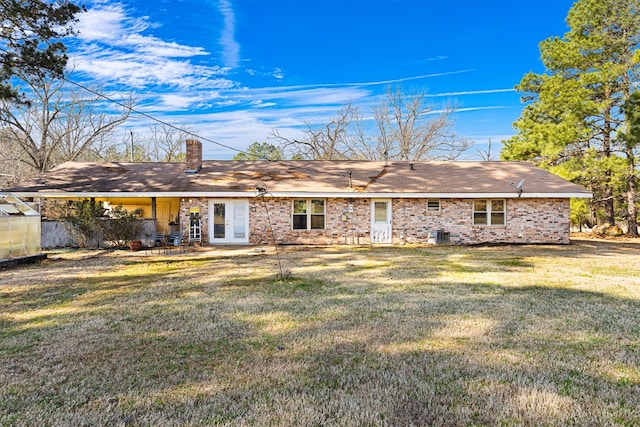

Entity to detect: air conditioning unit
[427,230,450,244]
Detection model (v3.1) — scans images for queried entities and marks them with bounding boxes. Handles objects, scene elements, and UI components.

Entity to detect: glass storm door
[371,199,392,244]
[209,200,249,244]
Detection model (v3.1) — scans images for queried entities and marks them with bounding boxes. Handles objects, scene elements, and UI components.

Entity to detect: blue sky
[66,0,575,159]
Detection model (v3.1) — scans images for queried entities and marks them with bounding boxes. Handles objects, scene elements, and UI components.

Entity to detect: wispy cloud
[272,68,285,80]
[451,106,509,113]
[69,5,482,112]
[224,86,371,107]
[217,0,240,68]
[426,88,516,97]
[70,3,232,91]
[158,94,206,110]
[75,3,145,41]
[411,55,449,65]
[241,70,476,94]
[66,3,518,159]
[205,70,477,110]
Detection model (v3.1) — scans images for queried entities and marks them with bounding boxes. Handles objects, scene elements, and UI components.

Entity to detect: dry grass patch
[1,239,640,426]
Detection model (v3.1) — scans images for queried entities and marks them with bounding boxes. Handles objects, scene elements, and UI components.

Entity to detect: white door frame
[208,199,249,244]
[370,199,392,244]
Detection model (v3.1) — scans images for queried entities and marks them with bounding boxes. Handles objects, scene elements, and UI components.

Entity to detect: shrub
[47,200,143,248]
[97,206,144,248]
[47,199,105,247]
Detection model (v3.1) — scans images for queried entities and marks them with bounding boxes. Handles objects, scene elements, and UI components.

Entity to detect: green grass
[1,238,640,426]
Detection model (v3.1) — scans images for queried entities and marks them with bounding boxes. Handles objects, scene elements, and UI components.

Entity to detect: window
[292,199,325,230]
[292,199,307,229]
[490,200,505,225]
[374,202,388,222]
[473,199,505,225]
[427,199,441,212]
[473,200,488,225]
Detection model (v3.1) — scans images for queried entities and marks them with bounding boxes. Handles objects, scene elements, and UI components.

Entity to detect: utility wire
[61,74,353,180]
[59,75,247,156]
[0,44,353,180]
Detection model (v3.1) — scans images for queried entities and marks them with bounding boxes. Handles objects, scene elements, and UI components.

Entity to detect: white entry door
[209,199,249,244]
[371,199,392,244]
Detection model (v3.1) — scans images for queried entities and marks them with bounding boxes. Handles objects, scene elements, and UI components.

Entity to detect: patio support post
[151,197,157,228]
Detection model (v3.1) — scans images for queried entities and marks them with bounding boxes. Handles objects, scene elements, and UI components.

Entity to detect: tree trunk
[626,149,639,237]
[590,203,598,228]
[602,109,616,225]
[627,188,638,236]
[603,186,616,225]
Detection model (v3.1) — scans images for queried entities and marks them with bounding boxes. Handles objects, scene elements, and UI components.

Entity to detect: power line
[59,75,247,156]
[58,74,352,179]
[0,44,244,155]
[0,44,350,179]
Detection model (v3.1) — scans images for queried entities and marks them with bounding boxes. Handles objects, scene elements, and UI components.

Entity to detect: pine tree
[619,92,640,236]
[502,0,639,234]
[0,0,82,103]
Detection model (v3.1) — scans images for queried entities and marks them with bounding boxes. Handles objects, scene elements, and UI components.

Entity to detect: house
[6,139,592,246]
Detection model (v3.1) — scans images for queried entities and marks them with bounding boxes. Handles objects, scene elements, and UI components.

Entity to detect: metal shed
[0,194,41,260]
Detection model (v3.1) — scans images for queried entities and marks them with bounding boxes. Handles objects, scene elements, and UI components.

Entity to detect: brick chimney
[185,139,202,173]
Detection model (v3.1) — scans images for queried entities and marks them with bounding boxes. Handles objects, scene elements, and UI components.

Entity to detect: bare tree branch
[271,87,471,161]
[144,123,189,162]
[0,75,132,177]
[270,102,359,160]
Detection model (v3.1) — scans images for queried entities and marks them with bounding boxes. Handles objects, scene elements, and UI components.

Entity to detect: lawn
[1,239,640,426]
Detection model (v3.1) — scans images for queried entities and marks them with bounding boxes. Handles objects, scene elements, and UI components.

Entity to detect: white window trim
[473,199,506,226]
[292,199,326,230]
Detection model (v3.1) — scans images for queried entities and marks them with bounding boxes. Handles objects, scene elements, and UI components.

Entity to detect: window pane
[427,200,440,212]
[374,202,387,222]
[233,205,246,239]
[310,214,325,229]
[491,213,505,225]
[311,199,324,214]
[293,199,307,214]
[474,200,487,212]
[292,215,307,229]
[474,213,487,225]
[491,200,504,212]
[214,203,225,220]
[213,203,225,238]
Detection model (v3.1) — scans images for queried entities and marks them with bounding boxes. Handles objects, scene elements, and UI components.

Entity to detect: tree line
[0,0,638,235]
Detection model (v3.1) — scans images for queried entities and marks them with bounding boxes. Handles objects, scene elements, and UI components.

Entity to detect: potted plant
[129,239,142,251]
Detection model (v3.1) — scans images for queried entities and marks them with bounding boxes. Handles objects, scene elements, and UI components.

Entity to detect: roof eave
[8,191,593,199]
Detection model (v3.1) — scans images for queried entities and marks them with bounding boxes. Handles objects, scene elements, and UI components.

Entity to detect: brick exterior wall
[178,197,571,245]
[392,198,570,244]
[179,198,209,244]
[249,197,372,245]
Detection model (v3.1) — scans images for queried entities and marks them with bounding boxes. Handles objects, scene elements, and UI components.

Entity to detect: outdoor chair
[168,230,187,253]
[145,231,167,254]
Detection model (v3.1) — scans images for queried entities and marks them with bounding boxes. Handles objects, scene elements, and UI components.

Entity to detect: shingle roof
[5,160,591,198]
